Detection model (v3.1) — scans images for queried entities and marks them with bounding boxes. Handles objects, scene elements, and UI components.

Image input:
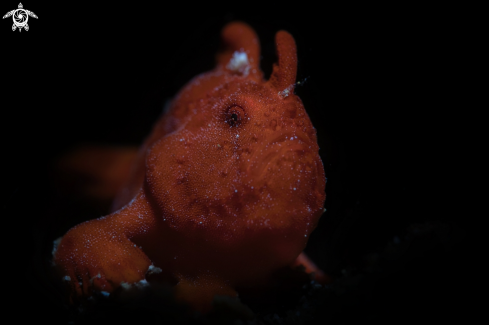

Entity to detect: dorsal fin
[216,22,262,79]
[267,31,297,94]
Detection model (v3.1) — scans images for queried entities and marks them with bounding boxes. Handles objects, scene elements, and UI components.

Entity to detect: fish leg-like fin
[24,23,29,31]
[52,191,154,302]
[12,24,16,31]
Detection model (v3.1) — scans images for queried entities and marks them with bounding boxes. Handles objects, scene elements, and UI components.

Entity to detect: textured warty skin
[53,21,326,312]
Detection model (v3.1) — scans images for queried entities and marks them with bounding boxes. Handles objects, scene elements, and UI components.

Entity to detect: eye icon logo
[3,3,37,32]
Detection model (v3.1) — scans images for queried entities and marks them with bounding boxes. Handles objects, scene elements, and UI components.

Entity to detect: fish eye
[225,105,245,127]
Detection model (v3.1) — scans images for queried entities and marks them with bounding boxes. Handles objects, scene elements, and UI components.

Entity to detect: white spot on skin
[227,51,250,76]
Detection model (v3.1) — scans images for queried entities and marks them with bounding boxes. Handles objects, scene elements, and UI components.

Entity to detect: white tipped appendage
[227,50,250,76]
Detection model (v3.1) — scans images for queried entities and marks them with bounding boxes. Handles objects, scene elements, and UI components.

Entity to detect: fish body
[53,22,326,312]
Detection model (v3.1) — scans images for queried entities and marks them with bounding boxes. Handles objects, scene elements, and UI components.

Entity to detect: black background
[2,2,468,324]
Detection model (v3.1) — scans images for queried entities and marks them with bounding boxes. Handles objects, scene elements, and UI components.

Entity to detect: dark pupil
[231,113,238,121]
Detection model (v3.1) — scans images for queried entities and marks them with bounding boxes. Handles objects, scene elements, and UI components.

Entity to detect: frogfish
[52,21,326,312]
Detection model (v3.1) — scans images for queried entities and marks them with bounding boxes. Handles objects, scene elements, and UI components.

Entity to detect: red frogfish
[52,21,326,312]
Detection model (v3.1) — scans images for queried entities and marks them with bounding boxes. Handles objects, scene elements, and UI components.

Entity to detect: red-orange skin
[53,22,326,312]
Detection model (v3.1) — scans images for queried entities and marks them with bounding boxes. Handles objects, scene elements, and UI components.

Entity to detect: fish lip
[247,132,312,181]
[266,132,311,150]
